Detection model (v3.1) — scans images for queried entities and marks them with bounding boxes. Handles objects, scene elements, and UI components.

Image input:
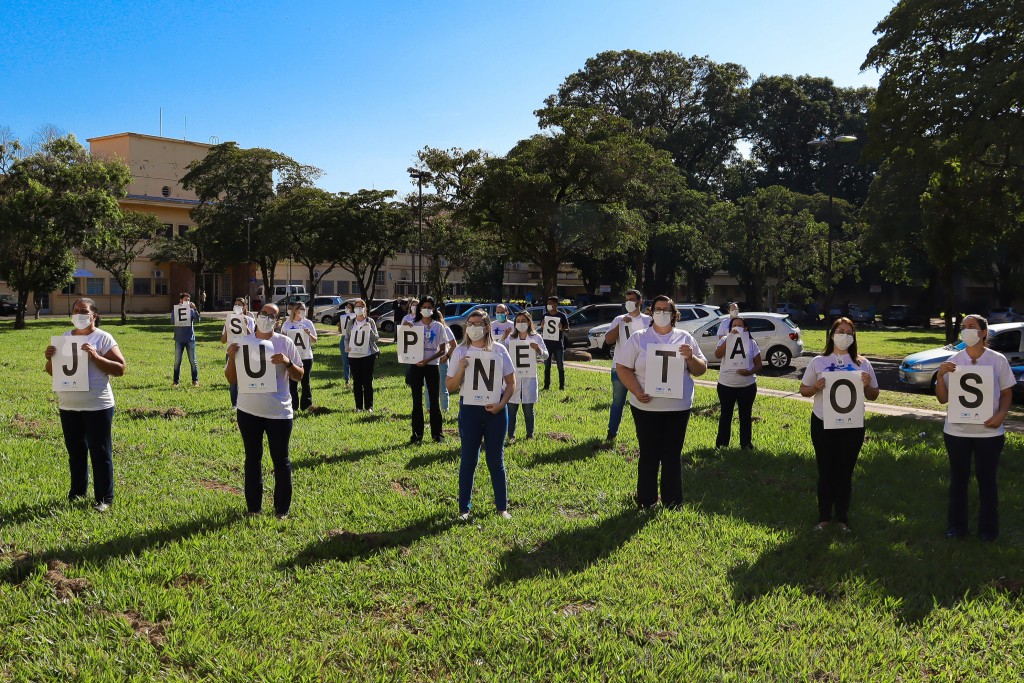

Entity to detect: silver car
[693,313,804,370]
[587,304,720,356]
[899,322,1024,390]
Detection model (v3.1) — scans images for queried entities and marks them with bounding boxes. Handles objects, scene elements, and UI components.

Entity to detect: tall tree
[334,190,412,303]
[148,227,225,299]
[82,210,163,323]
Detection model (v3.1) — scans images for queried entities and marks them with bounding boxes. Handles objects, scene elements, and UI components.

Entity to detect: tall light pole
[408,168,433,298]
[244,216,254,307]
[807,134,857,321]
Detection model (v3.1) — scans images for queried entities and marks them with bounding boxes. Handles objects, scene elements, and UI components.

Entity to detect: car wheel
[380,320,395,336]
[322,315,335,326]
[766,346,792,370]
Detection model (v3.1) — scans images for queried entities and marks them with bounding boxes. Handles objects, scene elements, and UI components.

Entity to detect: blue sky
[1,0,895,197]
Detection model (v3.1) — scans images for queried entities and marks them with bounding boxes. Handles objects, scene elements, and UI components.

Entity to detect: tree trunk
[940,267,959,344]
[120,288,128,323]
[14,290,29,330]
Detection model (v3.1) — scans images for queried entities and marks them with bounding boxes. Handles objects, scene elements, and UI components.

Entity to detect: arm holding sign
[680,342,707,377]
[935,361,955,404]
[224,343,240,384]
[985,388,1012,428]
[615,363,651,403]
[446,353,468,393]
[799,361,825,397]
[85,343,126,377]
[487,372,516,414]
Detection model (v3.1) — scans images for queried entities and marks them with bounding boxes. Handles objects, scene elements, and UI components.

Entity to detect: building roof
[86,132,214,149]
[124,194,201,206]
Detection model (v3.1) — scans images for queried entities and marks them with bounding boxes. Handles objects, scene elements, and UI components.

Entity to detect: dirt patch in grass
[390,478,419,496]
[198,480,242,495]
[10,414,44,438]
[0,543,28,562]
[43,560,90,601]
[304,406,333,416]
[556,601,597,616]
[547,432,574,442]
[169,573,210,590]
[990,577,1024,597]
[125,407,186,420]
[123,610,170,647]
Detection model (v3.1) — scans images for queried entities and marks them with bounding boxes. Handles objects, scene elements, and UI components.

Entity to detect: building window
[155,279,169,295]
[161,224,173,239]
[133,278,152,296]
[351,281,359,294]
[177,225,189,237]
[110,279,124,295]
[320,280,334,295]
[61,281,78,295]
[374,272,386,286]
[86,278,104,296]
[337,280,349,295]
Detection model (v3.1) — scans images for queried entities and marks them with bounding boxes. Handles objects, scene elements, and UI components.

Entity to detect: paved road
[766,353,904,393]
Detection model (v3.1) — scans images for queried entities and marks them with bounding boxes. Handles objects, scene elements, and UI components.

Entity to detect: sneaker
[93,502,110,513]
[192,381,200,387]
[275,512,289,521]
[498,510,512,520]
[605,431,616,442]
[836,523,852,534]
[458,512,471,521]
[247,510,263,518]
[172,382,179,387]
[814,522,828,531]
[410,435,423,444]
[433,435,446,443]
[945,528,967,539]
[366,408,374,414]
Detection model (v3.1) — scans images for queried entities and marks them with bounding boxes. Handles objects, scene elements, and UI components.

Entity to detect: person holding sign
[541,296,569,391]
[714,316,762,449]
[615,296,707,509]
[603,289,651,443]
[799,318,880,532]
[491,304,514,341]
[425,306,457,413]
[935,314,1015,541]
[502,312,548,441]
[404,296,448,443]
[44,298,127,512]
[221,297,255,407]
[345,298,380,412]
[224,302,304,519]
[716,302,739,338]
[281,302,318,411]
[337,301,355,387]
[171,292,200,387]
[446,311,517,520]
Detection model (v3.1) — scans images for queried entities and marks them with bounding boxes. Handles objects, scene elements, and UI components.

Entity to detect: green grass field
[2,318,1023,681]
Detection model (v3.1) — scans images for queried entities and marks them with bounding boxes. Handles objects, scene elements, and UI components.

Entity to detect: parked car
[445,302,526,340]
[560,304,626,347]
[989,307,1024,324]
[774,302,807,324]
[526,305,577,322]
[0,293,18,316]
[273,293,312,310]
[586,304,722,356]
[829,303,874,325]
[313,297,356,325]
[882,305,912,327]
[692,313,803,370]
[899,322,1024,391]
[368,299,398,334]
[1013,364,1024,401]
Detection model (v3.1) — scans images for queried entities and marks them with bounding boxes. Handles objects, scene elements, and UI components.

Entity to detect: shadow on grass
[0,499,68,527]
[283,512,453,567]
[290,446,385,471]
[526,437,604,467]
[405,446,458,470]
[489,508,653,585]
[0,510,243,585]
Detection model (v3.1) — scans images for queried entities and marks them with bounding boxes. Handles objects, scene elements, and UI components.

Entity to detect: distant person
[491,303,514,341]
[503,311,548,440]
[603,289,650,443]
[280,301,317,411]
[714,315,762,449]
[172,292,200,387]
[199,289,207,311]
[541,296,569,391]
[404,295,448,443]
[221,297,255,407]
[346,298,380,412]
[425,305,457,413]
[799,317,880,532]
[337,301,355,387]
[224,302,304,519]
[717,302,739,338]
[44,298,127,513]
[935,314,1015,541]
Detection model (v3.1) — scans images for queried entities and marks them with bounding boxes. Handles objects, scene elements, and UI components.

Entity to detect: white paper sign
[461,351,503,406]
[348,323,371,358]
[225,314,250,345]
[823,371,865,429]
[235,341,277,394]
[509,340,537,379]
[643,343,686,397]
[720,332,752,372]
[51,336,89,392]
[947,364,995,425]
[397,326,424,364]
[541,316,561,342]
[173,304,191,327]
[287,327,310,355]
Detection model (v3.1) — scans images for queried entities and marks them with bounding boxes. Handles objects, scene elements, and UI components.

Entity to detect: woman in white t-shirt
[714,316,762,449]
[222,297,255,407]
[502,311,548,440]
[446,310,517,520]
[345,299,380,412]
[337,301,355,387]
[799,317,880,532]
[616,295,708,509]
[44,298,127,512]
[281,301,318,411]
[405,295,449,443]
[425,305,457,413]
[225,302,304,519]
[935,314,1015,541]
[716,302,739,338]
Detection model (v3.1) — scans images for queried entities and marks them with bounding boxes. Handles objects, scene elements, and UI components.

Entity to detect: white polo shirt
[941,347,1016,438]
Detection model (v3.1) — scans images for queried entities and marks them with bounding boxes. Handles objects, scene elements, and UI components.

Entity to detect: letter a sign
[644,343,685,397]
[462,351,502,406]
[541,316,561,341]
[948,365,994,424]
[236,341,276,394]
[720,332,752,372]
[51,336,89,392]
[823,371,864,429]
[398,326,424,364]
[173,304,191,327]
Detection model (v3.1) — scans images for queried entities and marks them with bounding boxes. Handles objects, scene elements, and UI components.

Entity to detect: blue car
[1013,365,1024,400]
[443,302,525,341]
[899,323,1024,391]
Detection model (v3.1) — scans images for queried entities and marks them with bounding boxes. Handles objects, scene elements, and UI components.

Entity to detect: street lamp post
[807,134,856,321]
[244,216,254,308]
[408,168,433,298]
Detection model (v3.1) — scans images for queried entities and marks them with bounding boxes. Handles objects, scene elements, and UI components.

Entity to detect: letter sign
[461,351,502,406]
[236,341,276,394]
[541,316,561,342]
[226,314,249,344]
[644,343,685,397]
[288,327,309,353]
[720,332,752,372]
[823,370,864,429]
[398,326,424,364]
[173,304,191,327]
[509,340,537,379]
[51,336,89,392]
[948,364,994,425]
[348,325,370,358]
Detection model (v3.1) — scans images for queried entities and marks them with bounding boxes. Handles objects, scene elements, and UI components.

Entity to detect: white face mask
[256,316,277,334]
[233,305,243,315]
[71,313,92,330]
[421,308,433,318]
[729,309,739,319]
[354,307,365,316]
[467,326,487,341]
[653,311,673,328]
[515,322,529,334]
[961,328,983,347]
[624,301,637,313]
[548,305,556,312]
[832,333,854,351]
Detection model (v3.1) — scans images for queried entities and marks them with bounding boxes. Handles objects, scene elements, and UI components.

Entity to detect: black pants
[408,364,442,439]
[631,406,690,508]
[716,383,757,448]
[349,354,376,409]
[944,432,1004,539]
[810,415,865,524]
[543,341,565,389]
[288,358,314,411]
[59,407,115,505]
[237,409,293,515]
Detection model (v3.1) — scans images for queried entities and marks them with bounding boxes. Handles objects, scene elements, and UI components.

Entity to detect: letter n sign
[948,365,994,424]
[823,371,864,429]
[462,351,502,406]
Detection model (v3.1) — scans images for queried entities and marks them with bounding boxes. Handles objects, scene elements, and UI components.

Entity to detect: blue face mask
[497,314,507,323]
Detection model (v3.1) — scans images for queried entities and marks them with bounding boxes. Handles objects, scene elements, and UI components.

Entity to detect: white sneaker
[458,512,471,521]
[498,510,512,520]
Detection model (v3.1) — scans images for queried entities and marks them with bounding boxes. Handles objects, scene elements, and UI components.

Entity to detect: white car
[587,304,721,357]
[693,313,804,370]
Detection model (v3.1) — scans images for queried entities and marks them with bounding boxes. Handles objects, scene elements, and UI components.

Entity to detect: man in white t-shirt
[602,289,650,442]
[491,304,515,341]
[716,302,739,338]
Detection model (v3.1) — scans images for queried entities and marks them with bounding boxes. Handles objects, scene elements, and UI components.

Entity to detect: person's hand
[81,343,100,360]
[403,321,413,327]
[814,377,826,393]
[938,361,956,377]
[984,412,1006,429]
[460,358,470,372]
[416,359,428,367]
[227,343,240,358]
[861,371,872,387]
[345,346,351,354]
[679,344,693,359]
[485,403,503,414]
[530,343,541,351]
[45,345,57,360]
[635,392,652,404]
[730,327,740,335]
[736,368,752,377]
[271,353,290,366]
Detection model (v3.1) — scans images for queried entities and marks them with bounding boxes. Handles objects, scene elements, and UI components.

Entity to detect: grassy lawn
[797,327,949,360]
[2,317,1023,681]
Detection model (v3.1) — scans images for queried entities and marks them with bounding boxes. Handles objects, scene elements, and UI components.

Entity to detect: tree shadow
[290,446,385,471]
[283,512,453,567]
[526,437,604,467]
[0,499,68,528]
[405,447,458,470]
[489,507,654,585]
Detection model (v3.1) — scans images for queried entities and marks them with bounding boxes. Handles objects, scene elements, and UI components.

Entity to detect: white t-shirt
[941,347,1016,438]
[281,318,317,360]
[232,333,303,420]
[609,313,652,363]
[801,354,879,420]
[491,319,515,341]
[447,343,516,396]
[401,313,419,325]
[617,327,705,412]
[56,329,119,411]
[337,313,352,338]
[410,319,449,366]
[716,333,761,388]
[502,332,549,404]
[717,316,737,337]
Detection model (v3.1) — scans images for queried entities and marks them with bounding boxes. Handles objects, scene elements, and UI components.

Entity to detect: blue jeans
[426,361,450,411]
[608,367,628,437]
[60,407,115,505]
[174,339,198,383]
[507,402,535,439]
[339,341,350,382]
[458,403,509,513]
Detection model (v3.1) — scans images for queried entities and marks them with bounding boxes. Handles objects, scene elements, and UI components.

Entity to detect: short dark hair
[651,295,678,324]
[625,289,642,300]
[547,296,559,304]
